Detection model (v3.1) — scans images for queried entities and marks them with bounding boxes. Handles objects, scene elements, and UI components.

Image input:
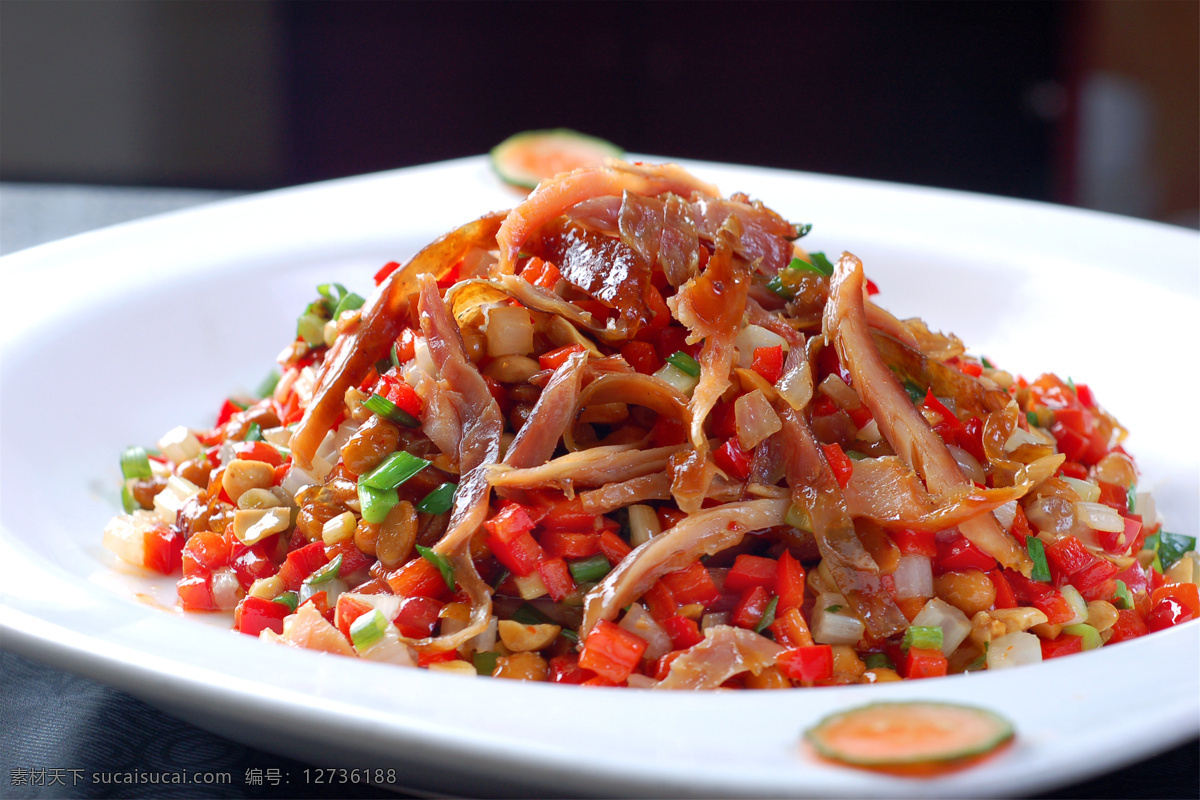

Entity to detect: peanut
[222,459,275,504]
[492,651,549,681]
[934,569,997,617]
[497,620,562,652]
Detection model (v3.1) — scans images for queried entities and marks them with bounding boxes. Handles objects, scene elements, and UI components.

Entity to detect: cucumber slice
[491,129,623,189]
[806,701,1014,771]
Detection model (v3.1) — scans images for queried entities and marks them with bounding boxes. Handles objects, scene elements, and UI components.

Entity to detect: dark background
[2,0,1197,225]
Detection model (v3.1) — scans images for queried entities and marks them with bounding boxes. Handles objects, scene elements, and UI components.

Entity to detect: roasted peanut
[238,488,282,510]
[862,668,902,683]
[222,459,275,504]
[831,645,866,678]
[340,416,401,476]
[1086,600,1119,633]
[497,620,562,652]
[483,354,540,384]
[375,501,417,568]
[934,569,997,617]
[492,651,549,681]
[744,665,791,689]
[354,518,378,557]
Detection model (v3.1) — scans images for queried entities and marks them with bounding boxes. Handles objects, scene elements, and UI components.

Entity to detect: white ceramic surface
[2,156,1197,798]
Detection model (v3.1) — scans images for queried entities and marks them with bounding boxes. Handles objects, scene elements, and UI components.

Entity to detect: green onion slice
[1113,579,1134,610]
[296,312,326,346]
[333,292,365,319]
[120,482,137,514]
[754,596,779,634]
[863,652,893,670]
[824,605,844,613]
[902,625,944,652]
[903,380,924,405]
[665,351,701,378]
[357,482,399,525]
[1126,485,1137,514]
[560,628,580,643]
[362,451,429,491]
[349,609,388,651]
[256,370,281,398]
[1027,537,1052,582]
[306,554,342,585]
[120,446,153,481]
[981,357,994,369]
[273,591,299,613]
[568,554,612,583]
[766,273,793,299]
[1063,622,1103,651]
[243,422,263,442]
[1026,411,1040,428]
[794,223,813,239]
[415,544,455,591]
[509,603,553,626]
[416,482,457,515]
[473,651,499,676]
[363,394,420,428]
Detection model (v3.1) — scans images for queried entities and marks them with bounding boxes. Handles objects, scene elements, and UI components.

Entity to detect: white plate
[1,156,1197,799]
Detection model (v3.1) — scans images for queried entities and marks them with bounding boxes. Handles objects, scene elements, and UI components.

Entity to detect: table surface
[1,183,1196,800]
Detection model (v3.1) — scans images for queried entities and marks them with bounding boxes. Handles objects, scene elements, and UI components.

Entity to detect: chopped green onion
[1126,485,1137,514]
[754,596,779,634]
[296,312,326,346]
[903,379,924,405]
[243,422,262,442]
[120,482,137,513]
[1063,622,1103,651]
[1113,579,1134,610]
[256,370,280,398]
[765,273,793,299]
[785,503,813,532]
[363,393,420,428]
[473,651,499,676]
[806,252,836,277]
[491,567,511,590]
[226,398,250,412]
[863,652,893,670]
[120,446,153,481]
[965,651,988,672]
[358,482,399,525]
[1157,532,1196,570]
[902,625,944,652]
[1142,532,1160,553]
[1026,410,1039,427]
[845,450,868,461]
[1067,377,1077,394]
[560,628,580,643]
[391,342,403,369]
[510,603,552,626]
[568,554,612,583]
[349,609,387,650]
[825,605,844,614]
[415,544,455,591]
[981,357,994,369]
[1027,537,1051,582]
[794,223,813,239]
[317,282,348,301]
[273,591,299,613]
[665,350,701,377]
[333,291,365,319]
[306,554,342,585]
[416,482,457,515]
[362,451,430,491]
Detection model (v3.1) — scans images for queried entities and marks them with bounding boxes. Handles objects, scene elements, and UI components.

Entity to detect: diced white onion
[322,512,357,545]
[469,615,499,654]
[261,426,292,448]
[309,452,335,481]
[855,419,882,443]
[910,597,972,655]
[102,510,158,566]
[733,324,788,368]
[359,625,417,666]
[152,474,202,524]
[157,425,203,464]
[485,305,534,357]
[992,500,1018,532]
[627,504,661,547]
[300,577,347,607]
[947,444,985,484]
[735,389,782,450]
[986,631,1043,670]
[316,421,358,464]
[811,593,865,645]
[210,567,243,610]
[626,673,658,689]
[653,363,699,396]
[892,555,933,600]
[619,603,671,661]
[1075,501,1125,533]
[339,593,402,628]
[513,571,548,600]
[280,463,320,496]
[818,374,861,410]
[293,366,317,406]
[700,612,730,630]
[776,360,814,411]
[1003,427,1043,453]
[1062,477,1101,503]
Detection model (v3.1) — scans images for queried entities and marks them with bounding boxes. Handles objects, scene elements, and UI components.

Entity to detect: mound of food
[104,159,1198,688]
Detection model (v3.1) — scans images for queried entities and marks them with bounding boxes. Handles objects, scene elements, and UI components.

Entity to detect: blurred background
[2,0,1197,227]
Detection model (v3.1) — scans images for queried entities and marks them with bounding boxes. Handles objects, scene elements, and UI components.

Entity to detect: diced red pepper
[539,529,601,559]
[182,530,233,576]
[1075,383,1095,408]
[231,440,284,467]
[1040,633,1084,660]
[709,400,738,441]
[1010,504,1033,546]
[520,256,561,290]
[662,615,704,650]
[1096,481,1129,513]
[548,653,592,684]
[1106,607,1149,644]
[144,524,184,575]
[961,416,987,463]
[650,415,688,448]
[656,507,688,531]
[386,556,450,599]
[936,534,998,574]
[645,283,671,327]
[725,554,779,594]
[393,328,417,363]
[597,529,633,566]
[714,437,752,481]
[484,502,537,541]
[864,277,880,295]
[956,358,983,378]
[1059,461,1088,480]
[921,389,968,446]
[775,551,806,612]
[1145,598,1197,632]
[378,374,423,418]
[820,442,854,489]
[890,528,938,558]
[482,375,509,413]
[335,594,375,641]
[393,595,443,638]
[216,398,243,427]
[486,529,546,577]
[732,585,772,629]
[777,644,833,682]
[536,556,576,602]
[1151,583,1200,619]
[1095,515,1141,557]
[235,596,290,636]
[1114,560,1150,597]
[987,569,1017,609]
[847,405,874,429]
[435,260,461,289]
[660,561,721,607]
[177,572,215,611]
[417,650,460,668]
[643,581,679,622]
[901,646,949,679]
[538,344,587,371]
[768,606,815,648]
[324,539,372,578]
[810,394,839,417]
[1044,536,1096,582]
[230,541,278,589]
[751,345,785,385]
[531,494,597,532]
[374,260,401,285]
[275,541,329,592]
[619,341,661,375]
[579,619,647,683]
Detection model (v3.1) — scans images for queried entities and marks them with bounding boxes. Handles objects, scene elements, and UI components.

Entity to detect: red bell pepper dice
[335,594,375,641]
[725,554,779,594]
[235,596,290,636]
[386,556,451,599]
[177,572,215,611]
[662,615,704,650]
[539,344,586,371]
[936,534,998,573]
[777,644,833,682]
[540,529,601,559]
[548,654,591,684]
[393,595,443,638]
[732,585,772,629]
[276,541,329,591]
[144,524,184,575]
[1106,608,1149,644]
[1040,633,1084,660]
[536,556,577,602]
[578,620,647,684]
[751,345,785,385]
[902,646,949,679]
[714,437,752,481]
[660,561,720,607]
[890,528,937,558]
[775,551,806,612]
[820,443,854,490]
